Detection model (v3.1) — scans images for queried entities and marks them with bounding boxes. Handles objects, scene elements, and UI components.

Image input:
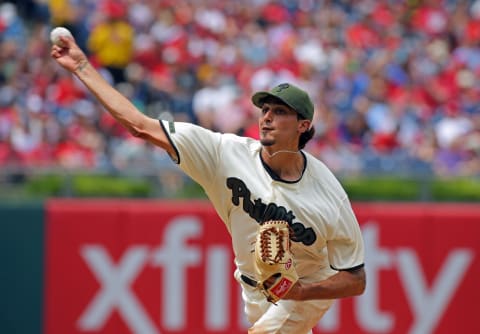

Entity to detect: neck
[261,148,304,181]
[263,149,299,159]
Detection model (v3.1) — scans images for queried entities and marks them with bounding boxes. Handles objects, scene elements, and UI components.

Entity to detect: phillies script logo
[226,177,316,245]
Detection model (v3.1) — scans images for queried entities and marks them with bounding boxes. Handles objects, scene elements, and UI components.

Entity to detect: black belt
[241,274,258,288]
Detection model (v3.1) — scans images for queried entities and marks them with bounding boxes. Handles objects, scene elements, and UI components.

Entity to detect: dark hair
[299,125,315,149]
[297,114,315,149]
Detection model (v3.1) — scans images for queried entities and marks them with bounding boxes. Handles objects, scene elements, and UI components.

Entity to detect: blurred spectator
[87,0,134,84]
[0,2,28,48]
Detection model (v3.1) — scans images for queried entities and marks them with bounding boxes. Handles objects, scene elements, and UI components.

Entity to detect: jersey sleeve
[160,120,221,188]
[326,198,365,271]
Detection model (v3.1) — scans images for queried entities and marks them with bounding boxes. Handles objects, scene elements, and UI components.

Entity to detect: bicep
[299,265,366,300]
[327,199,365,270]
[140,117,176,156]
[344,265,366,285]
[343,265,366,293]
[330,265,366,296]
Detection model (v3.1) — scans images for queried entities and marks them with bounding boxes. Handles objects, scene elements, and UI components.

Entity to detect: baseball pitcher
[51,32,366,334]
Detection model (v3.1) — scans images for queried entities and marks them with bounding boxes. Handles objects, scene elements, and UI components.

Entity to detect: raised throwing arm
[50,34,175,156]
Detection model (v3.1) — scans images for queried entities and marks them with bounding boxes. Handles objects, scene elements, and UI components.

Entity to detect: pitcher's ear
[299,120,311,133]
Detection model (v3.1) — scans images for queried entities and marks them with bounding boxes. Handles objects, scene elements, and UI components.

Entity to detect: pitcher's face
[258,102,308,149]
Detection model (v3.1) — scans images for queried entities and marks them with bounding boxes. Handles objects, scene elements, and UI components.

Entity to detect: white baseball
[50,27,73,47]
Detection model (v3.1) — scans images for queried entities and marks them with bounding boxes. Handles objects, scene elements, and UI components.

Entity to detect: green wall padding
[0,202,44,334]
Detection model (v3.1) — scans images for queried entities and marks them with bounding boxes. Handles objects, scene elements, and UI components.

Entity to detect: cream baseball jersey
[160,120,365,281]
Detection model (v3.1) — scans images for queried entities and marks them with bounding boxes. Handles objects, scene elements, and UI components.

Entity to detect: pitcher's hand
[50,35,88,74]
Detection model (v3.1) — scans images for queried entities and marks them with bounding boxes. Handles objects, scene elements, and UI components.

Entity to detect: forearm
[308,269,364,299]
[73,61,146,137]
[288,267,366,301]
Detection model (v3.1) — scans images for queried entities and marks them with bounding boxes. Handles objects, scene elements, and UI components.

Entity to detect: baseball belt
[241,274,258,288]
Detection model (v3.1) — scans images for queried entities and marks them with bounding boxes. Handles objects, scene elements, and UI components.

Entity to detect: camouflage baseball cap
[251,83,314,121]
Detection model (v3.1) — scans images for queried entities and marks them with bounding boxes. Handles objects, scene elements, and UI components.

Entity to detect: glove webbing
[259,225,288,263]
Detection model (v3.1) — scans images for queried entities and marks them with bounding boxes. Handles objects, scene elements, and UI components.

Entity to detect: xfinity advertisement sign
[44,201,479,334]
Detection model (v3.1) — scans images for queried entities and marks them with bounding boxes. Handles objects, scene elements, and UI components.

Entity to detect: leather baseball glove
[254,220,299,304]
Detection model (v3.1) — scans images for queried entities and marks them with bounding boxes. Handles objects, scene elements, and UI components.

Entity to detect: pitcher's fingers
[58,35,75,49]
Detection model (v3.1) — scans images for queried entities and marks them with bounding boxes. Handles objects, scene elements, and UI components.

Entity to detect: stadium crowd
[1,0,480,178]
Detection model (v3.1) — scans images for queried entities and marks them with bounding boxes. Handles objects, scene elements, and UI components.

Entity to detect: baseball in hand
[50,27,73,47]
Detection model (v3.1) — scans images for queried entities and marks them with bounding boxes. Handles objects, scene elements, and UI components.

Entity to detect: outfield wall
[0,203,44,334]
[1,201,479,334]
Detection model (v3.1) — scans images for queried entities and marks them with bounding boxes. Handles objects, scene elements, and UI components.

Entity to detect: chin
[260,138,274,146]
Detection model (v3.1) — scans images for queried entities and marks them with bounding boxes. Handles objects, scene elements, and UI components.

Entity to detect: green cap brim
[251,91,298,112]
